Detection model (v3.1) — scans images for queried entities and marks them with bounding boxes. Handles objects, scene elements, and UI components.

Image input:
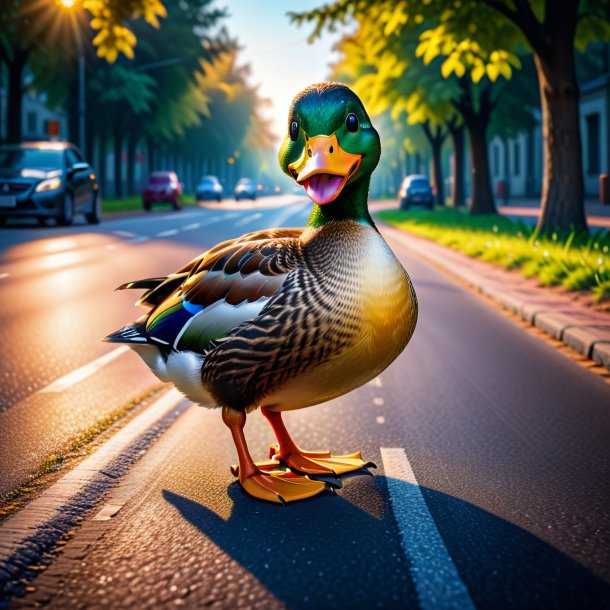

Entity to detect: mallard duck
[106,82,418,504]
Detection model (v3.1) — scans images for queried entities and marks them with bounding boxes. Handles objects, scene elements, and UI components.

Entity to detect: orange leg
[222,407,327,504]
[260,407,375,477]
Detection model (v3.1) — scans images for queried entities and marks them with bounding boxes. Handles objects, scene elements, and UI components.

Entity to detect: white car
[196,175,223,202]
[234,178,257,201]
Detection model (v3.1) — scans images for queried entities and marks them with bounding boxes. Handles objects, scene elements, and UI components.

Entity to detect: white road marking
[376,416,386,424]
[0,272,9,280]
[182,223,200,231]
[369,376,383,387]
[93,503,125,521]
[127,236,150,244]
[112,230,135,238]
[373,396,385,406]
[156,229,179,237]
[380,448,476,610]
[40,347,130,393]
[234,212,263,227]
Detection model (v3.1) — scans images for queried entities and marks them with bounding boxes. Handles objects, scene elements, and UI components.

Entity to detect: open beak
[288,133,362,205]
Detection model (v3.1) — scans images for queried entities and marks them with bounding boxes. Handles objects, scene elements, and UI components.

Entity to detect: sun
[58,0,76,8]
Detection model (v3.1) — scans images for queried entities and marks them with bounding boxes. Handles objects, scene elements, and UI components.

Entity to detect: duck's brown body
[223,221,417,412]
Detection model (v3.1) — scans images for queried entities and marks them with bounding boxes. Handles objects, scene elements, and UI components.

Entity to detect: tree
[290,0,610,232]
[325,10,500,213]
[0,0,166,142]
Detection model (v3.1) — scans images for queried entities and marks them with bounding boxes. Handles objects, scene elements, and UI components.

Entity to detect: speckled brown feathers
[201,221,416,413]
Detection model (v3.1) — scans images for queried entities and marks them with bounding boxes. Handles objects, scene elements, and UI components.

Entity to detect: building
[487,71,609,204]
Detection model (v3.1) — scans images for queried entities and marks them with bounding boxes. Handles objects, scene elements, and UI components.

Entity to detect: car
[142,171,182,211]
[196,175,223,202]
[0,141,100,226]
[398,174,434,210]
[234,177,257,201]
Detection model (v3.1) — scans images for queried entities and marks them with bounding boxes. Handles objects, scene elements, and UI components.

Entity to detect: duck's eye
[289,120,299,142]
[345,113,359,133]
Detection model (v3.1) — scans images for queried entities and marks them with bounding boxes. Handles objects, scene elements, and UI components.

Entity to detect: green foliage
[291,1,610,81]
[376,208,610,300]
[0,0,167,63]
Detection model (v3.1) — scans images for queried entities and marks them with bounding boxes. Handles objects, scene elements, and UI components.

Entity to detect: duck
[105,82,418,504]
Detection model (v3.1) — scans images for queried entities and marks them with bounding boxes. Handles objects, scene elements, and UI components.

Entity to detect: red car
[142,171,182,211]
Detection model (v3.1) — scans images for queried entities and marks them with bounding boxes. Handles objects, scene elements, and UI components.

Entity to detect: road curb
[0,389,189,598]
[379,223,610,372]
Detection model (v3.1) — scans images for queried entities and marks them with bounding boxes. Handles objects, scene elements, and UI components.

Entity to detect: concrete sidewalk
[379,222,610,372]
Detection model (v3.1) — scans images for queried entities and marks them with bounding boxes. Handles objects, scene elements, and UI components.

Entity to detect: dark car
[142,171,182,211]
[234,177,257,201]
[196,175,223,202]
[0,141,100,226]
[398,174,434,210]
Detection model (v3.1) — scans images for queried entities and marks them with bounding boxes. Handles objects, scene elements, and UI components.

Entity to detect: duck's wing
[108,228,304,353]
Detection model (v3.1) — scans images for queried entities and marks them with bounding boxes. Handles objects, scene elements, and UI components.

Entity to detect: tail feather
[116,277,167,291]
[104,324,149,344]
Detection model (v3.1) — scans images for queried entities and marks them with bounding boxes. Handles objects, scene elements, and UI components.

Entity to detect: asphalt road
[2,196,610,609]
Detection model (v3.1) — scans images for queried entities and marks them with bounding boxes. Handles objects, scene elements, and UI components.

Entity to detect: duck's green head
[278,82,380,226]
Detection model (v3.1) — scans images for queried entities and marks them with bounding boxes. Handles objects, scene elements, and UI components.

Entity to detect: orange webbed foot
[269,444,376,477]
[231,462,330,505]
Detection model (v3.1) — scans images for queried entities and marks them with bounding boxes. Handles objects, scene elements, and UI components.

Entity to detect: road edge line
[0,388,189,596]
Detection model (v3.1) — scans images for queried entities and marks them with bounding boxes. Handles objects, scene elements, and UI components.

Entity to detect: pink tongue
[305,174,343,204]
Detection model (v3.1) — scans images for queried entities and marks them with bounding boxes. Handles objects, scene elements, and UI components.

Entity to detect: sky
[223,0,351,145]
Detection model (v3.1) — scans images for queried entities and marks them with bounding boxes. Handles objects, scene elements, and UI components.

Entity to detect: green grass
[102,193,196,215]
[376,208,610,302]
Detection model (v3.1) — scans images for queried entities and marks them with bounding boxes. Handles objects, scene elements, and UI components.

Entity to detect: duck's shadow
[163,477,610,610]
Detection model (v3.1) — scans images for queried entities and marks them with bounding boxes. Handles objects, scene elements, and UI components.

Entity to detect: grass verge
[102,193,196,215]
[376,208,610,302]
[0,386,166,524]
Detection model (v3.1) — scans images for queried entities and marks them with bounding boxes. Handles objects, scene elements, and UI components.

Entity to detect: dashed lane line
[127,236,150,244]
[156,229,179,238]
[234,212,263,227]
[39,347,130,393]
[380,447,476,610]
[112,230,135,238]
[369,376,383,387]
[182,223,201,230]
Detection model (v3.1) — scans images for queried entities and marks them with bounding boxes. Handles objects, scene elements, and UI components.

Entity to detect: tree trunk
[482,0,585,232]
[146,135,155,176]
[422,122,446,206]
[465,119,496,214]
[448,122,465,206]
[98,135,107,195]
[126,133,137,196]
[534,47,586,233]
[113,130,123,199]
[6,49,28,144]
[455,82,496,215]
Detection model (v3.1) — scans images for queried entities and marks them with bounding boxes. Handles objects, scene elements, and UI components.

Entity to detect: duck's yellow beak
[288,133,361,205]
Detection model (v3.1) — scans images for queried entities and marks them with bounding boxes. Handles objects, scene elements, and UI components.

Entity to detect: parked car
[142,171,182,211]
[196,175,223,202]
[234,177,257,201]
[398,174,434,210]
[0,141,100,226]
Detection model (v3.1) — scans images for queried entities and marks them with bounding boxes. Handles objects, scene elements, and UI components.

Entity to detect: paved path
[1,195,609,608]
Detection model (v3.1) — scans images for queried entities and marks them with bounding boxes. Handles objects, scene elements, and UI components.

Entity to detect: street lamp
[57,0,85,153]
